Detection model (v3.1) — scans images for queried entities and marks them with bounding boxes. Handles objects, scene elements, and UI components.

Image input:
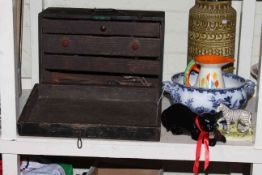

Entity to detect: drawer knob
[62,39,70,47]
[100,25,107,32]
[131,40,140,51]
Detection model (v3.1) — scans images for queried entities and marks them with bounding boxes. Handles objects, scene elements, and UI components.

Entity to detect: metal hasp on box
[17,8,165,141]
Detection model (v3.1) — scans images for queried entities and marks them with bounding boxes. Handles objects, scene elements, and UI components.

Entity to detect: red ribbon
[193,115,210,175]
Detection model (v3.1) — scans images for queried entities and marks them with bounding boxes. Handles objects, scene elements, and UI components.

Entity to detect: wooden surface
[41,55,161,87]
[40,7,165,21]
[42,19,160,37]
[42,55,161,76]
[42,34,161,57]
[41,71,160,87]
[91,167,161,175]
[18,84,160,140]
[18,8,165,141]
[39,8,164,88]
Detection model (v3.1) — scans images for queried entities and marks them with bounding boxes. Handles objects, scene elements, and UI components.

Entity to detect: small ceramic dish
[163,72,255,114]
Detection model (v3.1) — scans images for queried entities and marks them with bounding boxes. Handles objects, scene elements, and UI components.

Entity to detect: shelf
[17,89,257,145]
[0,0,261,174]
[0,133,258,163]
[0,89,258,163]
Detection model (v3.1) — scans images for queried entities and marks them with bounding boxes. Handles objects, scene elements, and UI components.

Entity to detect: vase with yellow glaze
[187,0,237,72]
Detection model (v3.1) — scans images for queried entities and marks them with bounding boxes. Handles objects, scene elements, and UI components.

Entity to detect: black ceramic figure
[161,103,226,146]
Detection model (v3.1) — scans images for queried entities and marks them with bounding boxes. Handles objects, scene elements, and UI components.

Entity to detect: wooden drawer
[42,34,161,57]
[41,55,161,86]
[41,71,160,87]
[42,19,160,37]
[42,55,161,75]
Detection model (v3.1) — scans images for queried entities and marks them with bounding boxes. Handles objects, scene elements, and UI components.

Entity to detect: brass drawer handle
[62,39,70,47]
[100,25,107,32]
[131,40,140,51]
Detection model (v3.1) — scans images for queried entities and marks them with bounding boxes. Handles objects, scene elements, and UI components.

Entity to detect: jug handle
[184,60,200,87]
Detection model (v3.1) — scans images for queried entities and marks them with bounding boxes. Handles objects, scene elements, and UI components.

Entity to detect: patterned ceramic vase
[187,0,237,67]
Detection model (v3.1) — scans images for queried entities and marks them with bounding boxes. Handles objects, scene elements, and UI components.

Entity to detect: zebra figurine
[216,103,252,133]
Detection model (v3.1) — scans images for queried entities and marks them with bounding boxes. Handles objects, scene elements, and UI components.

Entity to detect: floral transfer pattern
[163,72,255,114]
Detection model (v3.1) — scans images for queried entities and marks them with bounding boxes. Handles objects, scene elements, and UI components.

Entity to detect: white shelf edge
[2,154,20,175]
[0,136,258,163]
[237,0,256,78]
[30,0,42,85]
[254,27,262,147]
[0,0,19,139]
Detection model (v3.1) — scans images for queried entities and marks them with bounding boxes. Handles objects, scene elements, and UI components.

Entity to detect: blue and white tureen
[163,72,255,114]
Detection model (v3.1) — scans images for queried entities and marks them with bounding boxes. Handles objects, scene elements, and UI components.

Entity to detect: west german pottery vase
[187,0,236,71]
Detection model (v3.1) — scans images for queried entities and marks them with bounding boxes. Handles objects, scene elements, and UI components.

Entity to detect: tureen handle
[244,80,256,97]
[163,81,174,94]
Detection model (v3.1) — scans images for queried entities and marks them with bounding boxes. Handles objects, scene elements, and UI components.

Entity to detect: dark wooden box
[17,8,165,141]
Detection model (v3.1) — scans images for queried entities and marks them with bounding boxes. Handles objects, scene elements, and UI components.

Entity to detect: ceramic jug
[184,55,235,89]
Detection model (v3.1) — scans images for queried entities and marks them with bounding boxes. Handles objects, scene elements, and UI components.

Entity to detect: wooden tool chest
[18,7,165,141]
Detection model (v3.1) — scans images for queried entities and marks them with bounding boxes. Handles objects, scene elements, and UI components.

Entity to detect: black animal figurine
[161,103,226,146]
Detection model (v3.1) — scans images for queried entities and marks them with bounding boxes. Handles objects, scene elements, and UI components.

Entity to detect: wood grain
[42,55,161,75]
[42,34,161,57]
[42,19,160,37]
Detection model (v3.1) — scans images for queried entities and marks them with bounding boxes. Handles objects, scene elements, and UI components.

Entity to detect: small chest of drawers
[18,7,165,141]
